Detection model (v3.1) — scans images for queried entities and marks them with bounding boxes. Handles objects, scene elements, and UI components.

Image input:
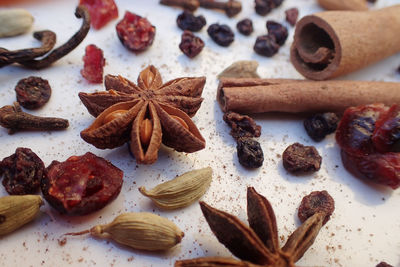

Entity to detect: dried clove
[0,102,69,134]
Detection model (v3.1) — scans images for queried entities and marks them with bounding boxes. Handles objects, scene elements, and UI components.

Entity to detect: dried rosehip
[223,111,261,140]
[253,35,279,57]
[116,11,156,52]
[176,11,206,32]
[376,262,393,267]
[41,152,123,215]
[179,30,204,58]
[285,7,299,26]
[1,147,45,195]
[266,21,288,46]
[207,23,234,47]
[282,143,322,173]
[237,138,264,168]
[372,105,400,153]
[15,76,51,109]
[81,44,106,83]
[80,0,118,30]
[236,18,253,36]
[304,112,339,142]
[298,190,334,225]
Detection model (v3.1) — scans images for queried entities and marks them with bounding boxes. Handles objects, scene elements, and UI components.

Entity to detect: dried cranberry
[15,76,51,109]
[266,21,288,46]
[176,11,206,32]
[236,19,253,36]
[253,35,279,57]
[254,0,283,15]
[223,111,261,140]
[376,262,393,267]
[285,7,299,26]
[1,147,45,195]
[179,31,205,58]
[237,138,264,168]
[41,152,123,215]
[298,190,334,225]
[207,23,234,47]
[79,0,118,30]
[304,112,339,142]
[372,105,400,153]
[116,11,156,52]
[81,44,106,83]
[282,143,322,173]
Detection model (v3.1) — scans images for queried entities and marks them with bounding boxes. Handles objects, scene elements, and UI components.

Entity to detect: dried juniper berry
[298,190,335,225]
[15,76,51,109]
[285,7,299,26]
[237,138,264,168]
[254,0,283,16]
[376,262,393,267]
[397,65,400,74]
[266,21,288,46]
[304,112,339,142]
[223,111,261,140]
[176,11,206,32]
[282,143,322,173]
[254,34,279,57]
[179,31,204,58]
[207,23,234,47]
[236,18,253,36]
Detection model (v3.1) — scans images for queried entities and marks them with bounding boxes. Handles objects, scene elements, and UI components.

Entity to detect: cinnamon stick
[290,5,400,80]
[217,78,400,114]
[317,0,368,11]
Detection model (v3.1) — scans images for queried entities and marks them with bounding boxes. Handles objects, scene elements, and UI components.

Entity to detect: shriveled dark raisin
[15,76,51,109]
[266,21,288,46]
[304,112,339,142]
[179,30,205,58]
[376,262,393,267]
[298,190,334,225]
[397,65,400,74]
[237,138,264,168]
[1,147,45,195]
[367,0,377,3]
[207,23,234,47]
[223,111,261,140]
[176,11,206,32]
[236,19,253,36]
[254,0,283,15]
[254,35,279,57]
[282,143,322,173]
[285,7,299,26]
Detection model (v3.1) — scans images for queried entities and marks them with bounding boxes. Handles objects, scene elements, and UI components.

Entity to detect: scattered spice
[79,0,118,29]
[236,18,253,36]
[116,11,156,53]
[254,34,279,57]
[266,21,288,46]
[237,138,264,169]
[282,143,322,173]
[304,112,339,142]
[15,76,52,109]
[217,60,260,78]
[223,111,261,140]
[1,148,45,195]
[298,190,335,225]
[41,152,123,215]
[179,31,205,58]
[0,9,33,38]
[0,102,69,134]
[176,11,206,32]
[58,237,67,246]
[81,44,106,83]
[254,0,284,16]
[285,7,299,26]
[207,23,234,47]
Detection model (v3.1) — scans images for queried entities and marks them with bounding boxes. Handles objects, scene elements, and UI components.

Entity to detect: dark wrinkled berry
[304,112,339,142]
[179,31,204,58]
[207,23,234,47]
[282,143,322,173]
[15,76,51,109]
[298,190,335,225]
[397,65,400,74]
[376,262,393,267]
[255,0,283,15]
[1,147,45,195]
[223,111,261,140]
[266,21,288,46]
[285,7,299,26]
[367,0,377,3]
[236,19,253,36]
[237,138,264,168]
[176,11,206,32]
[254,35,279,57]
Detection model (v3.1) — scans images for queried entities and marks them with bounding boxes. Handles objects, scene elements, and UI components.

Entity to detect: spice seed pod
[139,167,213,210]
[0,195,43,236]
[88,212,184,251]
[0,9,34,38]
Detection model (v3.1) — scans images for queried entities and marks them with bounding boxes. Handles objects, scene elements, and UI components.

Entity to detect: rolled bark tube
[290,5,400,80]
[317,0,368,11]
[217,78,400,114]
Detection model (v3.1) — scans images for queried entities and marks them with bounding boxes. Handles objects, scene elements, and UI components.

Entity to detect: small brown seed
[171,115,189,129]
[102,109,128,124]
[140,118,153,146]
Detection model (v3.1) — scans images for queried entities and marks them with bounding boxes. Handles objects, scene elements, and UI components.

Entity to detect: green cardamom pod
[0,195,43,236]
[0,9,34,38]
[139,167,213,210]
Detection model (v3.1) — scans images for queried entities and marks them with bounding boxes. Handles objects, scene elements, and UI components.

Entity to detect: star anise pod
[176,187,329,267]
[79,65,206,164]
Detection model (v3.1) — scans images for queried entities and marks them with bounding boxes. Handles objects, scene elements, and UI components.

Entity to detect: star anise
[79,65,206,164]
[176,187,329,267]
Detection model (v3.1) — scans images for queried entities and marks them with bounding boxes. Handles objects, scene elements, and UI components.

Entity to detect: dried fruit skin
[41,152,123,215]
[81,44,105,83]
[116,11,156,52]
[266,21,288,46]
[304,112,339,142]
[1,147,45,195]
[179,31,205,58]
[376,262,394,267]
[253,35,279,57]
[79,0,118,30]
[223,111,261,140]
[15,76,51,109]
[237,19,253,36]
[176,11,206,32]
[207,23,234,47]
[298,191,334,225]
[285,8,299,26]
[282,143,322,173]
[372,105,400,153]
[237,138,264,168]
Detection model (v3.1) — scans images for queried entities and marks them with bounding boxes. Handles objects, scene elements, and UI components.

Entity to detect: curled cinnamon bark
[317,0,368,11]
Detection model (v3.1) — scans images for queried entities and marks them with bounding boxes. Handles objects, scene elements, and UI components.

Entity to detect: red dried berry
[41,152,123,215]
[81,44,106,83]
[116,11,156,53]
[298,190,335,225]
[372,105,400,153]
[179,30,204,58]
[79,0,118,30]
